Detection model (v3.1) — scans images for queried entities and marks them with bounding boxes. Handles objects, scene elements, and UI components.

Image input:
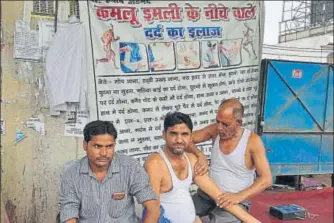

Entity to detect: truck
[258,59,333,188]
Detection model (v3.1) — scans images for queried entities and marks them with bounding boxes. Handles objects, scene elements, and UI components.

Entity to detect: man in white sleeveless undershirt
[189,98,272,223]
[144,111,261,223]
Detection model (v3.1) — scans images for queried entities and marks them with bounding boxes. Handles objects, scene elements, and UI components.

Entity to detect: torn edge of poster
[1,119,5,135]
[64,111,89,137]
[26,117,45,135]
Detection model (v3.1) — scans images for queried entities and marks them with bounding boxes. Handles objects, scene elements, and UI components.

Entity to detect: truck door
[258,59,333,176]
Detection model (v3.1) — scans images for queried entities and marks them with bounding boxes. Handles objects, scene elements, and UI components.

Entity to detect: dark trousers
[192,188,250,223]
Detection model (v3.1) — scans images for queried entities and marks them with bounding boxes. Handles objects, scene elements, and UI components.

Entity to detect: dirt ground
[311,174,332,187]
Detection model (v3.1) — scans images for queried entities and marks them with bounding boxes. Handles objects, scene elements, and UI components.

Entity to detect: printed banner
[81,0,264,162]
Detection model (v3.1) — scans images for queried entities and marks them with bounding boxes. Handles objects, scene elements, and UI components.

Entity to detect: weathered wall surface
[1,1,85,222]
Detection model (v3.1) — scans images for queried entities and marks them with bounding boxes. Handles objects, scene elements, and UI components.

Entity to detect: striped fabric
[59,153,157,223]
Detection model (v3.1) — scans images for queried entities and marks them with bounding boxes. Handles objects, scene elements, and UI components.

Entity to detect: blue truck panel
[258,60,333,176]
[325,67,333,131]
[320,135,334,163]
[262,135,322,164]
[263,61,328,131]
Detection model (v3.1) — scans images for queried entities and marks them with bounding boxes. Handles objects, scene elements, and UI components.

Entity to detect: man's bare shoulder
[185,152,197,167]
[249,131,261,140]
[144,153,164,169]
[248,131,265,153]
[185,152,197,160]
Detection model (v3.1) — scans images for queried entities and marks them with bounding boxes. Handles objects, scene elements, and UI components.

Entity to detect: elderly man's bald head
[218,98,244,124]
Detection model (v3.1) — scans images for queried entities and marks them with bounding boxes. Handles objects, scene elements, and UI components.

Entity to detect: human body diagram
[119,42,148,73]
[242,22,257,60]
[148,42,175,72]
[218,39,242,67]
[176,42,201,70]
[96,24,120,69]
[203,41,220,68]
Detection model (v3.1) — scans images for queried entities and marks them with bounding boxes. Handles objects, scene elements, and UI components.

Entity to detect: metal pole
[54,0,59,33]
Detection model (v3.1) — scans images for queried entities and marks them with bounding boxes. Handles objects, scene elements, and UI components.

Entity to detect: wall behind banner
[1,1,85,222]
[80,0,265,162]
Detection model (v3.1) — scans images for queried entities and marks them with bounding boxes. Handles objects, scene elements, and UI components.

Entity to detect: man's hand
[193,153,208,176]
[216,192,245,209]
[186,141,209,176]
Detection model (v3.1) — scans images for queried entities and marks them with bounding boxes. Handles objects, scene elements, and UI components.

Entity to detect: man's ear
[83,140,88,151]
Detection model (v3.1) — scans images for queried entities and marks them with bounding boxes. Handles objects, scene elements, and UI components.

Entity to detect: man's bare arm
[188,154,261,223]
[219,134,272,208]
[65,219,77,223]
[186,142,205,159]
[186,124,217,175]
[192,123,217,144]
[186,123,216,155]
[239,134,272,200]
[142,154,164,223]
[142,200,160,223]
[187,123,217,156]
[144,154,163,199]
[186,142,208,176]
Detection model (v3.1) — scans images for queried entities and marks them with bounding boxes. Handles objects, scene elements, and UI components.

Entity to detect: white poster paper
[0,119,5,135]
[14,20,41,60]
[64,111,89,137]
[26,117,45,135]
